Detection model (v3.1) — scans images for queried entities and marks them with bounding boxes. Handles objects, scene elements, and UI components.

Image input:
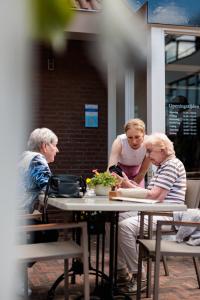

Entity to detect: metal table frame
[46,196,186,299]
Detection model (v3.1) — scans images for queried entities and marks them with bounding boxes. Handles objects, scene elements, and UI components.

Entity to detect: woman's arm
[134,156,151,184]
[29,155,51,189]
[117,184,168,201]
[146,186,168,202]
[114,172,139,188]
[116,172,168,201]
[107,137,122,170]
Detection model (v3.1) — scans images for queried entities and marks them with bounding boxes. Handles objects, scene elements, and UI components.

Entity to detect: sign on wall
[167,103,200,136]
[85,104,98,128]
[148,0,200,27]
[127,0,200,27]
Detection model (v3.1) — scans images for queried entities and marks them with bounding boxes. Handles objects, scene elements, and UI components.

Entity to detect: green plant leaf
[30,0,75,50]
[88,172,118,187]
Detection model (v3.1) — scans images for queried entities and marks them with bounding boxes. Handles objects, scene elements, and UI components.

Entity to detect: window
[165,34,200,173]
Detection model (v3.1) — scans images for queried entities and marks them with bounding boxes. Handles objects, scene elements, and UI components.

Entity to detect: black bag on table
[47,174,86,198]
[43,174,86,223]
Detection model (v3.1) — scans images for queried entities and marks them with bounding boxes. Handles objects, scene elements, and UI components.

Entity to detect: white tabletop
[48,196,187,212]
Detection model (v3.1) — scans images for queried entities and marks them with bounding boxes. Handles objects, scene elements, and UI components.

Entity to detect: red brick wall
[34,40,108,179]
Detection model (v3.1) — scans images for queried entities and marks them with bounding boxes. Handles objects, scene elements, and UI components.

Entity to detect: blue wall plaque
[85,104,98,128]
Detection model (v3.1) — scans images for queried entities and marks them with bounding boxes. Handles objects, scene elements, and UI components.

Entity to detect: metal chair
[138,179,200,297]
[185,179,200,208]
[17,222,90,300]
[137,219,200,300]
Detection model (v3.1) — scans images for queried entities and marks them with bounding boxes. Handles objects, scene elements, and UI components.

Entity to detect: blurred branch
[31,0,75,51]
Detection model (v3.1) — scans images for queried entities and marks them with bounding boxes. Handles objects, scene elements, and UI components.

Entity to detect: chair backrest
[185,179,200,208]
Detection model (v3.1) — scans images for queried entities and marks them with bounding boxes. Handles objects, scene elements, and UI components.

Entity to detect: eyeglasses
[46,143,58,150]
[146,149,152,154]
[146,148,162,155]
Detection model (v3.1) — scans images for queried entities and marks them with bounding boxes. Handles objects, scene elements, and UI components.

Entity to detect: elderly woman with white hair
[19,127,59,213]
[116,133,186,294]
[17,128,59,296]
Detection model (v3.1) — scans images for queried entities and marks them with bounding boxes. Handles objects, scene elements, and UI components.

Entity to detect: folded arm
[29,155,51,189]
[117,172,168,201]
[146,186,168,202]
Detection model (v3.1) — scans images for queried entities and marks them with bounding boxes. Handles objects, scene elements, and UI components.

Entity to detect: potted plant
[86,169,118,196]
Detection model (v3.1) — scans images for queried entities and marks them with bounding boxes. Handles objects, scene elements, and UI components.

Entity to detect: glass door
[165,34,200,176]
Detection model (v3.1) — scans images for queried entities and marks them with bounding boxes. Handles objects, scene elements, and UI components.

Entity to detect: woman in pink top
[108,118,150,187]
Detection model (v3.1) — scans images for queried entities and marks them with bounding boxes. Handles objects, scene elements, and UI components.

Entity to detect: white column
[147,27,165,134]
[107,63,117,157]
[125,69,135,122]
[0,1,30,299]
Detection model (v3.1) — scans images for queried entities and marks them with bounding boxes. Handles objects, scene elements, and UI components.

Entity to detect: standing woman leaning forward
[108,118,150,187]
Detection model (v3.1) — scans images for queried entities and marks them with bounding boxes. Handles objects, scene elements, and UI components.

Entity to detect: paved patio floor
[26,255,200,300]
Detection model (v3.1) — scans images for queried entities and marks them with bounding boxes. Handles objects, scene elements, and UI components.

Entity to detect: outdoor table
[47,196,187,299]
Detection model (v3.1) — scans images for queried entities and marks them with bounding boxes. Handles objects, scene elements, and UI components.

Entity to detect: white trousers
[117,212,172,274]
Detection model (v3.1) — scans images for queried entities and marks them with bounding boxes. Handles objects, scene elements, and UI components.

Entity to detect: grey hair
[27,128,58,152]
[144,133,175,156]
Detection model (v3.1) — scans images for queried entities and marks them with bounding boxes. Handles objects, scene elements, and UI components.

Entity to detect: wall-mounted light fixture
[47,57,55,71]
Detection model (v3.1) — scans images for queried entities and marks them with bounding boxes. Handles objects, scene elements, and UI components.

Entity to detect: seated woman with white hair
[17,127,59,296]
[19,127,59,213]
[116,133,186,295]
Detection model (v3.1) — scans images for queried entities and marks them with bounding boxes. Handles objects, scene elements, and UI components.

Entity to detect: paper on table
[117,188,148,198]
[111,197,160,204]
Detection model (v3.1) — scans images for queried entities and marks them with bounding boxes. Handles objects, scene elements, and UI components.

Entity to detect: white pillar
[125,69,135,122]
[147,27,165,134]
[107,63,117,157]
[0,1,30,299]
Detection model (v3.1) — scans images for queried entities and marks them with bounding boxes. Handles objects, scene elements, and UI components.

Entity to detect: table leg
[108,212,115,297]
[114,212,119,286]
[47,211,129,300]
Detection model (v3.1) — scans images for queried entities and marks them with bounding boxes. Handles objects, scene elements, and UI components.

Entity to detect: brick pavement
[26,256,200,300]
